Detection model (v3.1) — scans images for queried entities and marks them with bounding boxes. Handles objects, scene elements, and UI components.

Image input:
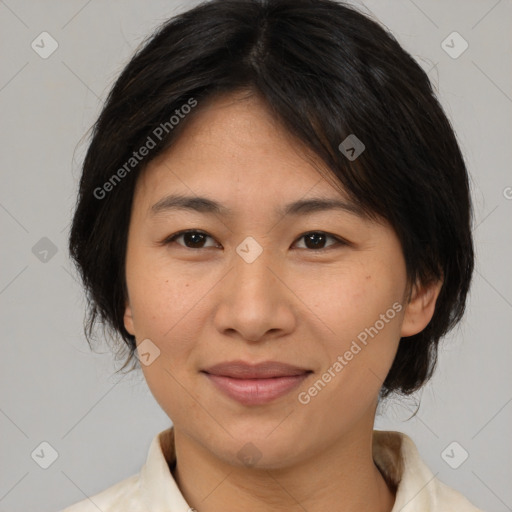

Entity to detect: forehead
[135,91,353,211]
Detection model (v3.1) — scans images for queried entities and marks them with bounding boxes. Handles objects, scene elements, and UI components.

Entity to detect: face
[123,90,438,469]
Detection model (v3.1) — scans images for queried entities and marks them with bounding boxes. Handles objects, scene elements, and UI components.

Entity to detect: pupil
[306,233,325,249]
[186,232,205,248]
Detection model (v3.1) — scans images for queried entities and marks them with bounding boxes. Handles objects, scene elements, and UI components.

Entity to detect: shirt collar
[139,427,190,511]
[373,430,436,510]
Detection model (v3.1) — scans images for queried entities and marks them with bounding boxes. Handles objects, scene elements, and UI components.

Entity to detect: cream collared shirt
[60,427,483,511]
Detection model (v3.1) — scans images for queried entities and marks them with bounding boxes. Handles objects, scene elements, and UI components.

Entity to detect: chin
[211,422,307,469]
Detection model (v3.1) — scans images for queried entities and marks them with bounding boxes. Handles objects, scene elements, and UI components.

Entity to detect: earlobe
[400,279,442,338]
[124,302,135,336]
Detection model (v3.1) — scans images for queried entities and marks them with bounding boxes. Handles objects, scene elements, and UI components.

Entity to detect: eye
[162,230,219,249]
[293,231,346,251]
[162,230,346,251]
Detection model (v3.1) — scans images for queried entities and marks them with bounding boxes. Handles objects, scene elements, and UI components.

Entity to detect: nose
[212,240,296,343]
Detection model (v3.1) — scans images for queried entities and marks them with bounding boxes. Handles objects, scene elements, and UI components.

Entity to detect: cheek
[140,358,203,428]
[307,263,403,340]
[126,251,205,398]
[127,249,206,341]
[308,265,404,396]
[130,269,205,421]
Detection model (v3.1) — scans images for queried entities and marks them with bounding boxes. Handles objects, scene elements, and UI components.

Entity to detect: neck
[171,421,396,512]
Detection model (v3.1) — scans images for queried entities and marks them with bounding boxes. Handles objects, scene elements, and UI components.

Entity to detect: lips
[202,360,311,379]
[201,360,312,405]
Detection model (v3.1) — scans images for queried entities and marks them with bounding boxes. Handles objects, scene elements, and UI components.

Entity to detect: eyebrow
[149,193,364,219]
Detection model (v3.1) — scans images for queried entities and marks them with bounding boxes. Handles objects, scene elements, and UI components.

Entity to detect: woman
[62,0,482,510]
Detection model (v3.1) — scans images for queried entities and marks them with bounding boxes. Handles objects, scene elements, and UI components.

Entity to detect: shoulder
[401,433,483,511]
[58,473,143,512]
[57,427,181,512]
[428,476,484,511]
[373,430,484,511]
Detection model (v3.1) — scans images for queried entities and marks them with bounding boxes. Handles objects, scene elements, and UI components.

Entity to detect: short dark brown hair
[69,0,474,399]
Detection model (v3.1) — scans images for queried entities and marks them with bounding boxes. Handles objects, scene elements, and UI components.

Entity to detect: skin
[123,90,441,512]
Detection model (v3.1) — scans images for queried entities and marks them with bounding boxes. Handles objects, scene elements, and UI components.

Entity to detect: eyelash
[161,229,349,252]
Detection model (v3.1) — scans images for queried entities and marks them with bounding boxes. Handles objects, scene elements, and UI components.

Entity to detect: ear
[124,301,135,336]
[401,279,443,337]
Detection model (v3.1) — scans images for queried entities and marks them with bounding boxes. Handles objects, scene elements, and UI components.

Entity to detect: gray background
[1,1,511,511]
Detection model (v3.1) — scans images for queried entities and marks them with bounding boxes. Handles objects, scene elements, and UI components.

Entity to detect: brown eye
[294,232,344,251]
[164,230,218,249]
